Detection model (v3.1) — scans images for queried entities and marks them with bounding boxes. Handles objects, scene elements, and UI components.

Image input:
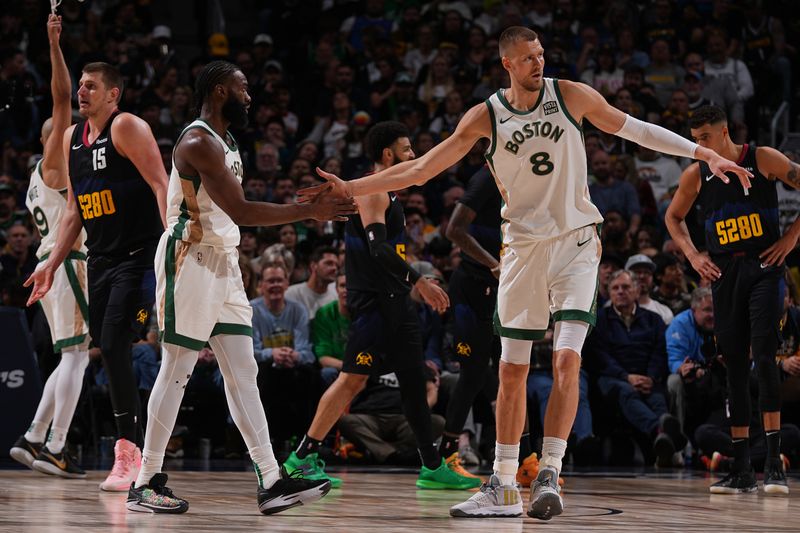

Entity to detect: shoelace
[109,447,133,477]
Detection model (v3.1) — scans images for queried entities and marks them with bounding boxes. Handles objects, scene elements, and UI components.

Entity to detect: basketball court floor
[1,466,796,532]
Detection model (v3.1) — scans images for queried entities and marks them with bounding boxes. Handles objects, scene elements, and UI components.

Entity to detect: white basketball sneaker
[449,474,523,518]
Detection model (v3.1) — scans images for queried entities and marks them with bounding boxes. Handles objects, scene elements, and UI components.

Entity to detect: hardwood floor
[0,469,796,532]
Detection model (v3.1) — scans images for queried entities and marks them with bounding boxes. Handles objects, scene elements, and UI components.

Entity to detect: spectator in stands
[417,53,454,119]
[645,38,684,107]
[0,223,36,288]
[273,176,296,205]
[664,286,714,419]
[579,43,624,98]
[312,271,349,387]
[626,254,674,325]
[703,29,754,112]
[254,143,281,182]
[634,145,682,216]
[586,269,684,467]
[597,252,625,308]
[600,210,635,259]
[0,183,27,234]
[251,263,318,445]
[286,245,338,320]
[589,150,641,236]
[653,253,692,315]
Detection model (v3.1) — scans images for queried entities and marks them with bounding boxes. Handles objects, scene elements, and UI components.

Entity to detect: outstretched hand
[297,167,353,203]
[707,152,752,190]
[301,181,358,221]
[24,265,54,306]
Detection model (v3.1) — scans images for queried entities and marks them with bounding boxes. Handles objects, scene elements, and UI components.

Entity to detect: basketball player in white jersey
[304,27,752,520]
[126,61,355,515]
[9,14,90,479]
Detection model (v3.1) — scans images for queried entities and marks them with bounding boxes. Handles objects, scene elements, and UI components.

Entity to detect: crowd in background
[1,0,800,469]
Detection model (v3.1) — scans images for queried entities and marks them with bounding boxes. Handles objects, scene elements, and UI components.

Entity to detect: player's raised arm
[561,80,753,189]
[306,103,490,199]
[40,14,71,189]
[178,129,355,226]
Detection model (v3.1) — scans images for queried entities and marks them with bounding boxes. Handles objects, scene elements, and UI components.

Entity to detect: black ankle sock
[519,433,532,465]
[732,438,751,472]
[765,430,781,462]
[418,443,440,470]
[296,434,322,459]
[438,433,459,457]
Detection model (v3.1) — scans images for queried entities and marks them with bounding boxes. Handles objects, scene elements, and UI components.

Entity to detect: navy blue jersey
[698,143,780,257]
[458,166,502,281]
[69,112,162,256]
[345,174,409,295]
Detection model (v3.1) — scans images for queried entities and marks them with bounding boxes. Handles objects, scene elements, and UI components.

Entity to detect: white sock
[48,350,89,453]
[135,343,198,488]
[540,436,568,476]
[210,334,280,489]
[25,366,60,443]
[25,421,50,444]
[493,441,520,486]
[47,426,68,453]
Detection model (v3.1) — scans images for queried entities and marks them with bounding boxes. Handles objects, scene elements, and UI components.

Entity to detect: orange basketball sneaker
[516,453,564,487]
[445,452,483,484]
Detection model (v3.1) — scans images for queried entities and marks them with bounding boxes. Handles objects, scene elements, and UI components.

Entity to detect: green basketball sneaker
[416,458,483,490]
[283,451,342,489]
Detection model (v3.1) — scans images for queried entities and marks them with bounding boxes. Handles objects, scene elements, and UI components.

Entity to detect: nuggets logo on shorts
[136,308,149,324]
[355,352,373,366]
[456,342,472,357]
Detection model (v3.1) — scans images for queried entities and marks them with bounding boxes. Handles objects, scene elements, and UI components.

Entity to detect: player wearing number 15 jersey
[666,105,800,496]
[25,60,168,492]
[307,27,752,521]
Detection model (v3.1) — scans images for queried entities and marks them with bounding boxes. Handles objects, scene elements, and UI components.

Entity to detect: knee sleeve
[500,337,533,365]
[752,334,782,413]
[553,320,589,354]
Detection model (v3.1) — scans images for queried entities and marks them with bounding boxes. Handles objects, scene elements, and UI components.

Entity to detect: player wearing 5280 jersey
[306,27,752,521]
[666,105,799,495]
[26,60,168,492]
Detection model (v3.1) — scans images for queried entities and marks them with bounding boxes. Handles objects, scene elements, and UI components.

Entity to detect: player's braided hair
[194,60,239,114]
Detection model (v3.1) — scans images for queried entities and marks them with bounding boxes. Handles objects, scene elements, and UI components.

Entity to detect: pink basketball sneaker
[100,439,142,492]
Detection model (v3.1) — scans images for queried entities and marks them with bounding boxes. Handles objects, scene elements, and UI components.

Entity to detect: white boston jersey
[166,119,244,250]
[25,160,87,259]
[485,79,602,242]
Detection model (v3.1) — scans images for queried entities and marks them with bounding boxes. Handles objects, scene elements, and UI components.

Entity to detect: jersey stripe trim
[162,236,208,350]
[496,86,545,116]
[63,258,89,322]
[197,118,238,151]
[211,322,253,338]
[53,334,88,352]
[552,309,596,326]
[493,310,547,340]
[553,79,582,133]
[39,250,88,262]
[484,100,497,172]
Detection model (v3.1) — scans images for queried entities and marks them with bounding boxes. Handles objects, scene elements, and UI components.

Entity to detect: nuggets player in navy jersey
[666,105,800,495]
[284,121,479,491]
[26,61,168,492]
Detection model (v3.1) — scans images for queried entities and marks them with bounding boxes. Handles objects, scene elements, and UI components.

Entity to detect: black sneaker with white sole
[9,435,42,469]
[31,447,86,479]
[127,473,189,513]
[257,466,331,515]
[763,458,789,495]
[709,468,758,494]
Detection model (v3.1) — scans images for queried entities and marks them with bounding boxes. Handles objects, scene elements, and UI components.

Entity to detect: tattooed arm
[757,146,800,266]
[759,146,800,189]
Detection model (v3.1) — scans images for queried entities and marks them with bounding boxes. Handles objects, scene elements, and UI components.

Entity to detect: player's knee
[552,349,580,383]
[338,372,368,396]
[499,360,529,389]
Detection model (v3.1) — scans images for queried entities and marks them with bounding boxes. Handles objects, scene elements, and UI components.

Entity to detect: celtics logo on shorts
[355,352,373,366]
[456,342,472,357]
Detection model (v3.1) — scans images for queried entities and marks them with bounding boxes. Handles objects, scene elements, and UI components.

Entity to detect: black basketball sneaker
[9,435,42,469]
[257,466,331,515]
[31,446,86,478]
[709,467,758,494]
[127,473,189,513]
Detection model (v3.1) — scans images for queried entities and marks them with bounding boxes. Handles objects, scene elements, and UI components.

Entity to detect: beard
[222,96,249,129]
